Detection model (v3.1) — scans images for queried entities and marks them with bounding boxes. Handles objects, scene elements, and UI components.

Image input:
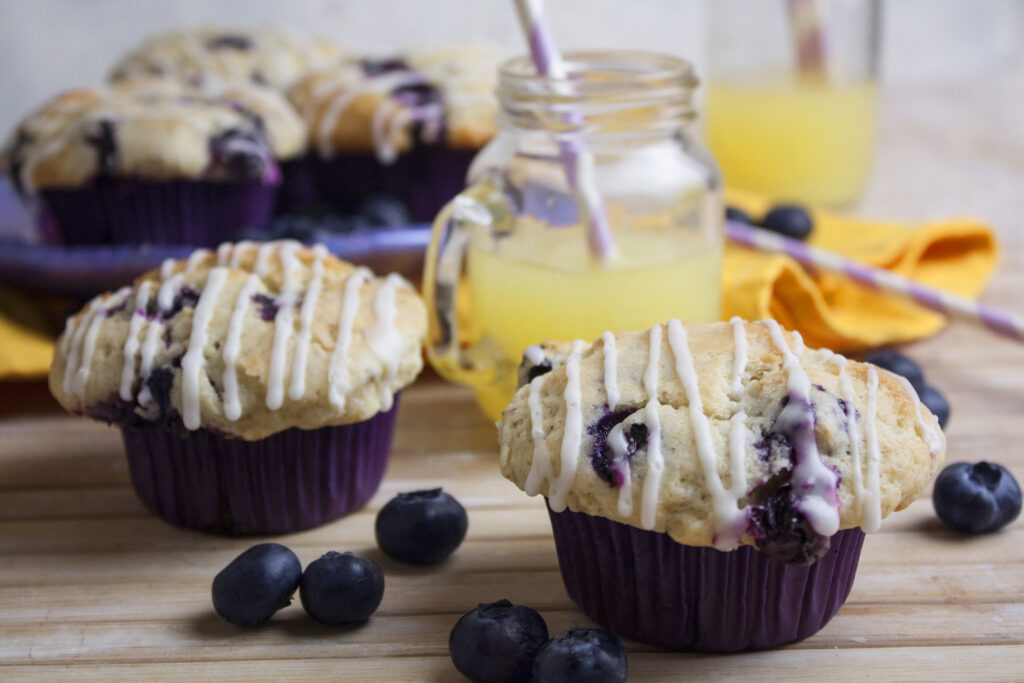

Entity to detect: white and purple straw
[726,221,1024,344]
[787,0,828,78]
[513,0,617,261]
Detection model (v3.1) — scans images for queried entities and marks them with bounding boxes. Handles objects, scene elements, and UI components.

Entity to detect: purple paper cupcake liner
[275,156,320,216]
[310,145,477,222]
[547,504,865,652]
[120,398,400,536]
[41,178,277,247]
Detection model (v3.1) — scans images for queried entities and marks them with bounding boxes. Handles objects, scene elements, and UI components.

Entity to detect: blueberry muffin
[109,25,346,91]
[49,240,427,534]
[5,78,306,246]
[499,318,946,651]
[287,44,501,220]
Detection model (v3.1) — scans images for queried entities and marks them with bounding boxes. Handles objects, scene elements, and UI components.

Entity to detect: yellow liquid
[705,78,877,206]
[464,231,722,420]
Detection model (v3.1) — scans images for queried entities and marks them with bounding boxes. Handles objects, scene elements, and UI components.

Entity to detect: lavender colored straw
[726,221,1024,343]
[513,0,617,261]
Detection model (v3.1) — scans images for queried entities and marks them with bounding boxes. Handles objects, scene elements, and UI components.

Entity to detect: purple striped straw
[513,0,617,261]
[726,220,1024,343]
[787,0,828,78]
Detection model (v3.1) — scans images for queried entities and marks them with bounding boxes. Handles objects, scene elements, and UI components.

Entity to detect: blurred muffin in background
[2,77,306,246]
[109,25,347,91]
[288,44,501,221]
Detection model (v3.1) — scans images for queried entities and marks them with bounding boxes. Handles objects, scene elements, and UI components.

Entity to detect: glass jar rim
[498,49,699,99]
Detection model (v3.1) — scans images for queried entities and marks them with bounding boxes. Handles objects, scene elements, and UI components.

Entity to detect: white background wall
[0,0,1022,133]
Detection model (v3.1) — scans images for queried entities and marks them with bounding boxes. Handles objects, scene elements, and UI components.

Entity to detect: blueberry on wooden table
[761,204,814,240]
[211,543,302,626]
[375,488,468,565]
[449,599,549,683]
[533,628,628,683]
[299,551,385,625]
[918,384,951,429]
[863,349,926,391]
[933,462,1021,534]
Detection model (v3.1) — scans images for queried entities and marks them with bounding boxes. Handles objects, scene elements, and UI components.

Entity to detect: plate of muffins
[0,25,502,296]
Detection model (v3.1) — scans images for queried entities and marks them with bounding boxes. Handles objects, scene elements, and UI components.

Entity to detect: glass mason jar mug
[424,51,723,421]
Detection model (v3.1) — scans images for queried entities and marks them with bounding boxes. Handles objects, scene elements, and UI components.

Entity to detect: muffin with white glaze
[499,318,946,651]
[2,78,306,246]
[49,240,426,535]
[287,44,501,220]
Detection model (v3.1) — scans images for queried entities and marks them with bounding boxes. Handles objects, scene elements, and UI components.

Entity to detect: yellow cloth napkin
[0,285,56,380]
[0,193,1001,381]
[723,189,1000,352]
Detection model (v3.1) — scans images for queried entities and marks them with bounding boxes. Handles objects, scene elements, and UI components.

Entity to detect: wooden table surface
[3,76,1024,680]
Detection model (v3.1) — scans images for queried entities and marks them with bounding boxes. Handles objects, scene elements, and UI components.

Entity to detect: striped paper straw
[726,220,1024,343]
[513,0,617,261]
[787,0,828,78]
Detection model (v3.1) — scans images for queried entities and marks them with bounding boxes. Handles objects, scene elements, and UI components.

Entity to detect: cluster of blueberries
[450,600,627,683]
[211,488,628,681]
[863,350,1020,534]
[211,488,468,626]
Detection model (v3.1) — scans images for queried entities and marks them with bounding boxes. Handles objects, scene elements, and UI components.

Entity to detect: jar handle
[423,183,502,390]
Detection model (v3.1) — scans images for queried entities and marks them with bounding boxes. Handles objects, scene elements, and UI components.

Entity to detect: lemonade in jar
[423,51,723,420]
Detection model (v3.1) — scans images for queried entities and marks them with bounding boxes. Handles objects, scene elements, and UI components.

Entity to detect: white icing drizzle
[547,339,585,512]
[159,258,176,281]
[863,366,883,533]
[327,268,371,410]
[523,344,545,365]
[897,376,944,456]
[607,423,634,517]
[314,71,425,158]
[157,273,184,311]
[524,374,553,497]
[288,245,327,401]
[792,330,805,356]
[70,287,132,401]
[602,331,619,410]
[640,325,664,530]
[364,274,406,411]
[667,319,746,549]
[222,273,260,421]
[830,354,867,522]
[729,316,747,399]
[180,267,228,431]
[229,241,258,269]
[216,242,234,266]
[727,317,750,507]
[763,319,840,538]
[265,241,303,410]
[119,281,154,400]
[255,241,278,277]
[184,248,210,273]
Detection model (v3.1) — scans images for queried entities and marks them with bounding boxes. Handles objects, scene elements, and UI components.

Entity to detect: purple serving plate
[0,180,431,299]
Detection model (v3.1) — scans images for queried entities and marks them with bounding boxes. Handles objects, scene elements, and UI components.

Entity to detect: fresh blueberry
[359,195,411,227]
[863,349,926,391]
[211,543,302,626]
[933,462,1021,534]
[299,551,385,625]
[725,206,752,225]
[376,488,468,565]
[449,599,549,683]
[761,204,814,240]
[919,385,950,429]
[532,628,628,683]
